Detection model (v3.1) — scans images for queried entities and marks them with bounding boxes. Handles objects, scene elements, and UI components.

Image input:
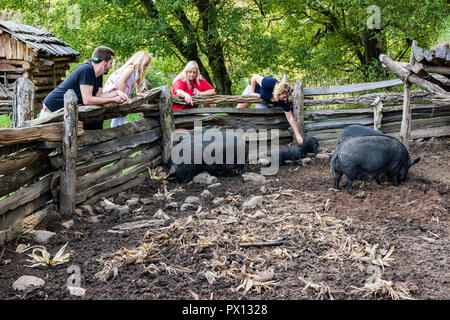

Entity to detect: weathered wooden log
[173,106,285,116]
[379,54,449,96]
[0,148,51,175]
[172,94,277,106]
[0,158,52,197]
[78,118,159,146]
[0,173,53,218]
[0,121,83,145]
[12,78,35,128]
[0,204,53,247]
[174,114,287,127]
[423,65,450,75]
[159,86,175,163]
[303,91,432,107]
[292,80,305,138]
[382,116,450,134]
[371,96,383,131]
[24,87,163,126]
[0,191,53,234]
[400,42,416,150]
[60,89,78,217]
[303,79,404,96]
[50,127,161,168]
[80,155,162,206]
[75,144,153,176]
[388,126,450,140]
[76,144,162,191]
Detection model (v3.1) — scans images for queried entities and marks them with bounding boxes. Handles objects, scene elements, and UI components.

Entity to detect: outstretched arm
[284,111,303,145]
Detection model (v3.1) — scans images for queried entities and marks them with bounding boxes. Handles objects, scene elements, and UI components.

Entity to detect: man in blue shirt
[41,46,129,129]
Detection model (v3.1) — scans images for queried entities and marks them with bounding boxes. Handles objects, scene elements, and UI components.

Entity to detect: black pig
[338,125,385,144]
[331,135,420,194]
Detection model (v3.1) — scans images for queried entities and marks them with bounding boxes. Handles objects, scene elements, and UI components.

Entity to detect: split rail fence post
[60,89,78,217]
[371,96,383,131]
[400,40,416,151]
[292,80,305,140]
[12,78,35,128]
[159,86,175,163]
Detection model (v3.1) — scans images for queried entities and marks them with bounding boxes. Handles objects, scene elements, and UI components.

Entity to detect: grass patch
[0,114,11,128]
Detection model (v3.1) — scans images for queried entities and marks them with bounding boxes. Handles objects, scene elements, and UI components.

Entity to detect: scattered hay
[95,242,160,282]
[351,277,418,300]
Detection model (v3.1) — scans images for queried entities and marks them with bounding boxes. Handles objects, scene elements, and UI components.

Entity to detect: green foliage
[0,0,448,91]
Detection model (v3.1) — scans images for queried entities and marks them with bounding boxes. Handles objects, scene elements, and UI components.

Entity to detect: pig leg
[333,171,343,189]
[345,177,354,195]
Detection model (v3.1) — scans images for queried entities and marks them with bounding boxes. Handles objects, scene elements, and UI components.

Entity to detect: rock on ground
[30,230,56,244]
[242,172,266,184]
[243,196,264,208]
[12,275,45,291]
[193,172,218,185]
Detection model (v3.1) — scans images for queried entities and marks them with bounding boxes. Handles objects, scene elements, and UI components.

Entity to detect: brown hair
[91,46,115,63]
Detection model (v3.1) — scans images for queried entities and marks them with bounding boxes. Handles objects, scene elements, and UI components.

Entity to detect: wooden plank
[80,155,162,206]
[171,94,276,107]
[78,118,159,146]
[50,127,161,168]
[303,79,404,96]
[388,126,450,140]
[292,80,305,138]
[0,35,5,58]
[382,116,450,134]
[0,148,51,175]
[0,158,53,197]
[75,144,153,176]
[0,191,52,232]
[304,91,433,107]
[0,205,52,247]
[0,173,53,218]
[24,87,163,126]
[4,35,12,59]
[60,89,78,217]
[76,150,161,204]
[173,106,285,116]
[400,41,416,150]
[0,121,84,145]
[159,86,175,163]
[16,40,24,60]
[76,144,161,191]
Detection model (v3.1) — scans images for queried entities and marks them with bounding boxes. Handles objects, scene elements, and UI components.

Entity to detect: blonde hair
[273,81,293,101]
[172,61,202,88]
[110,51,151,86]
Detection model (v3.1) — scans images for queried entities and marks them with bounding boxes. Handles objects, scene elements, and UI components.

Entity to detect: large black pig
[165,129,248,183]
[338,125,385,144]
[331,135,420,194]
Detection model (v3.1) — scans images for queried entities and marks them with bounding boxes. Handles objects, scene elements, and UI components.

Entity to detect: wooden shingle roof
[0,19,79,59]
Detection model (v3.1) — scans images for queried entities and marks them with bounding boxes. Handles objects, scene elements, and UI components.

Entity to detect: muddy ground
[0,138,448,301]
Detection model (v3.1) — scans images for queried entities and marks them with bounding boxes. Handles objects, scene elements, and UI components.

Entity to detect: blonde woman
[237,74,303,145]
[172,61,216,110]
[103,51,152,127]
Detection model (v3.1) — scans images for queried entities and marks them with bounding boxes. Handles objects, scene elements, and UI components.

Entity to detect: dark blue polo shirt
[254,76,291,112]
[43,63,103,112]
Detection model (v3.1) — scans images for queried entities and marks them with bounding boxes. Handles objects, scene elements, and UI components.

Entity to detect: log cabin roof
[0,19,79,59]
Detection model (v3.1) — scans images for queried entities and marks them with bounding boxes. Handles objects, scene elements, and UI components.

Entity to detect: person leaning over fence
[103,51,152,128]
[172,61,216,110]
[41,46,129,130]
[237,74,303,145]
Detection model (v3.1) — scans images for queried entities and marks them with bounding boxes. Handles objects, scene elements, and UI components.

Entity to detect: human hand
[137,92,147,98]
[296,135,303,146]
[113,95,127,104]
[184,94,193,105]
[193,88,200,96]
[117,91,130,104]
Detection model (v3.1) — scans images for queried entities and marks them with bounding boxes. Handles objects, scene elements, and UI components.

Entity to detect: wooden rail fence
[0,74,449,246]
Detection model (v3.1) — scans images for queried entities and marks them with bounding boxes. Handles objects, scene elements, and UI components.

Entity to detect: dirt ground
[0,138,448,301]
